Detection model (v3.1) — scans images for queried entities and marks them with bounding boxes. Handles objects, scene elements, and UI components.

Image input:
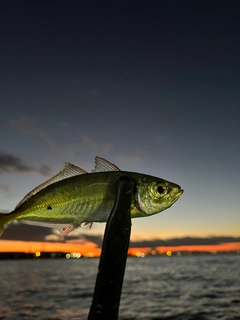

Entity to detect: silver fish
[0,157,183,236]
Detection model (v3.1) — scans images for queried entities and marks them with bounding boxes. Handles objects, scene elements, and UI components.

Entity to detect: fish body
[0,157,183,236]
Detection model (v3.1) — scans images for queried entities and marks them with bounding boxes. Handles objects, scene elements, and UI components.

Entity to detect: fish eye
[151,183,167,198]
[157,185,165,194]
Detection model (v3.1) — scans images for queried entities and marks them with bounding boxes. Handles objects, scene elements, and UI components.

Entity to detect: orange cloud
[155,242,240,252]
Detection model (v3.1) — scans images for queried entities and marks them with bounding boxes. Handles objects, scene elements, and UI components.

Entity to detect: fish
[0,156,183,237]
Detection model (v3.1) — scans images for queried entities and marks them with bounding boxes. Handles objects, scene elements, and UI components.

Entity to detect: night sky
[0,1,240,242]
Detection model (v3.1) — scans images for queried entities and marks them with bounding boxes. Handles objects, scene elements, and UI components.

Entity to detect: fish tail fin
[0,212,11,237]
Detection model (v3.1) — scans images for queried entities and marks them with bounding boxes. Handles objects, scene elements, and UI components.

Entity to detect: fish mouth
[173,187,184,196]
[178,189,184,197]
[171,188,184,203]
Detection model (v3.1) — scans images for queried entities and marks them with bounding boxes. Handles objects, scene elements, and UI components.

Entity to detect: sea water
[0,255,239,319]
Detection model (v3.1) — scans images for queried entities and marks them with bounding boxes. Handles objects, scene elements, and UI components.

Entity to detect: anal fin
[19,220,78,236]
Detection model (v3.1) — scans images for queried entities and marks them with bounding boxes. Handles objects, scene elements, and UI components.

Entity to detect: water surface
[0,255,239,319]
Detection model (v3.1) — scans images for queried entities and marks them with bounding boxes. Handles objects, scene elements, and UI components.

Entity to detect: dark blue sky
[0,1,240,240]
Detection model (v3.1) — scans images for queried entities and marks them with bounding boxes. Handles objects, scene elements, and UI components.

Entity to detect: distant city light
[135,252,145,258]
[65,252,81,259]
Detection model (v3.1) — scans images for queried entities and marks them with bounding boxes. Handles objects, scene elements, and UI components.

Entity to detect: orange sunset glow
[0,240,101,256]
[1,240,240,256]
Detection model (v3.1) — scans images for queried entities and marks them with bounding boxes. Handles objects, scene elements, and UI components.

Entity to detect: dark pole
[88,176,135,320]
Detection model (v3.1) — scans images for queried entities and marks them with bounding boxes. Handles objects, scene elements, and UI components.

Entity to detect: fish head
[133,175,184,217]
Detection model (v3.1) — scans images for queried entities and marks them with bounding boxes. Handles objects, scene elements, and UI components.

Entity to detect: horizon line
[0,240,240,255]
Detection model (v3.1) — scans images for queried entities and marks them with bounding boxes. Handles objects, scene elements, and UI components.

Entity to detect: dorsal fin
[15,163,87,209]
[92,156,120,172]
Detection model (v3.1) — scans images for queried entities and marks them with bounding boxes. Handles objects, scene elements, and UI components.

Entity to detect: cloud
[1,223,53,242]
[8,116,142,172]
[44,234,64,242]
[66,233,103,247]
[1,223,240,248]
[0,153,32,173]
[38,165,51,175]
[0,152,51,175]
[46,129,113,158]
[9,115,67,153]
[9,115,45,137]
[129,236,240,248]
[10,115,113,159]
[1,223,103,247]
